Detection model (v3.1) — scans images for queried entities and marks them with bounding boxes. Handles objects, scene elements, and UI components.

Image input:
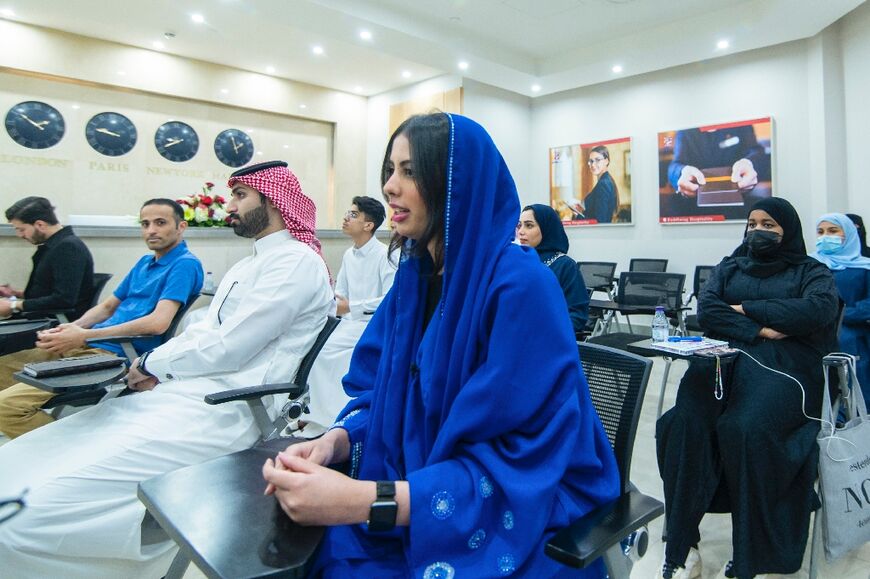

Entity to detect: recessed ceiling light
[299,104,307,109]
[353,86,363,93]
[312,45,324,55]
[531,84,541,93]
[457,60,469,71]
[71,104,81,110]
[359,30,372,41]
[220,88,229,94]
[283,144,289,149]
[717,39,730,50]
[152,40,165,50]
[117,70,127,76]
[191,13,205,24]
[265,65,276,74]
[611,64,623,74]
[0,8,15,18]
[401,70,411,79]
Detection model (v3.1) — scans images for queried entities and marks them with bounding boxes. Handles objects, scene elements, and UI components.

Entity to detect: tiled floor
[3,357,869,578]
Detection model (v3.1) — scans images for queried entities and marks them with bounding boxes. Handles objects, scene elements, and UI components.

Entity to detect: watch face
[85,112,137,156]
[5,101,66,149]
[214,129,254,168]
[154,121,199,162]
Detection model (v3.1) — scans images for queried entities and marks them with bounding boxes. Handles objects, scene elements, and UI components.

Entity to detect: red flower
[208,208,215,218]
[205,182,215,189]
[176,198,189,206]
[215,195,226,204]
[201,196,213,206]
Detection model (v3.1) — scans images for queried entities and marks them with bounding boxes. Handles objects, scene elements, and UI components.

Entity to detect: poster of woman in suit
[549,137,632,227]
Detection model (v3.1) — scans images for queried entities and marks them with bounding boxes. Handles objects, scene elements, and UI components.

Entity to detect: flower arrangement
[177,182,230,227]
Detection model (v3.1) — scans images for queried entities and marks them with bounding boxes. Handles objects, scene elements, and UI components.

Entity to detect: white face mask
[816,235,844,254]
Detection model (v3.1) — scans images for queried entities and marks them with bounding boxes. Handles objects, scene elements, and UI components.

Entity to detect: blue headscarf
[321,114,618,577]
[811,213,870,271]
[524,203,569,260]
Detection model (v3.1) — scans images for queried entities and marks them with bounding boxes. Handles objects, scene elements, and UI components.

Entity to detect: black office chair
[578,261,618,298]
[673,265,715,334]
[39,296,199,416]
[587,271,687,350]
[0,272,113,356]
[138,316,342,579]
[546,342,663,577]
[629,258,668,273]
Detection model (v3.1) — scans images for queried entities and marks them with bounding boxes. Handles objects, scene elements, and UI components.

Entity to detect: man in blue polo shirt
[0,198,203,438]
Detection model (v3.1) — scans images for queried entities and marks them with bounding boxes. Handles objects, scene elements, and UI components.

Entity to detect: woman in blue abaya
[517,203,590,335]
[812,212,870,401]
[262,112,619,577]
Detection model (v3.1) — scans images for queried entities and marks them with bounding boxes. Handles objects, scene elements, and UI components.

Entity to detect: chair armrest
[545,489,664,569]
[86,335,152,345]
[205,382,305,405]
[25,308,75,318]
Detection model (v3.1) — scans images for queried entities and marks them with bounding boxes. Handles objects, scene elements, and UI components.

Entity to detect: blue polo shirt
[90,241,203,358]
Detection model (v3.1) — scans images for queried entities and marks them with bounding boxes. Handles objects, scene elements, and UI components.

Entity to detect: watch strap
[376,480,396,500]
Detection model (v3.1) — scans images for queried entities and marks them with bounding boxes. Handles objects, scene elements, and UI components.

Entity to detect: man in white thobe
[301,196,396,437]
[0,161,334,579]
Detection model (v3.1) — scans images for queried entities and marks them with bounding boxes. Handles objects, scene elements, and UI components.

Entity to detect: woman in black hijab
[846,213,870,257]
[516,204,589,335]
[655,198,840,579]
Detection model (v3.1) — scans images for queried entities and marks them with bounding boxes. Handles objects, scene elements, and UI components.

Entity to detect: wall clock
[4,101,66,149]
[85,112,137,156]
[154,121,199,162]
[214,128,254,168]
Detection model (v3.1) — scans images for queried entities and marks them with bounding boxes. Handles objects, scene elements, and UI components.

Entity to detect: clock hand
[18,113,46,131]
[96,127,121,137]
[233,141,244,153]
[164,138,184,148]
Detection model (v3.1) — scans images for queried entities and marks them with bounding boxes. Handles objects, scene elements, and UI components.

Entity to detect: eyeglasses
[587,157,606,165]
[344,210,360,219]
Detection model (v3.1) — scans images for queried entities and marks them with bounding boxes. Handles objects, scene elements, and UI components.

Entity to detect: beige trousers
[0,346,111,438]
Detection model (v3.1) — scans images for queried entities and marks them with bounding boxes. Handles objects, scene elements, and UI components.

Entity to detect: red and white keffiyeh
[227,163,323,257]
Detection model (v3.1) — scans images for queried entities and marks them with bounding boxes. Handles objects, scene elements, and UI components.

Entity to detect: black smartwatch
[367,480,398,532]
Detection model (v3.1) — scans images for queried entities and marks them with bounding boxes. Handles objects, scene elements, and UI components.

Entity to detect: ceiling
[4,0,864,97]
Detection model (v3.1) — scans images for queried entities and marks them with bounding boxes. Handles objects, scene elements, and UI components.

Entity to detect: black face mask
[745,229,782,257]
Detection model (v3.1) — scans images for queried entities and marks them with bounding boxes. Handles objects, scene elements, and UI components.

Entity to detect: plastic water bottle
[203,272,215,293]
[651,306,670,342]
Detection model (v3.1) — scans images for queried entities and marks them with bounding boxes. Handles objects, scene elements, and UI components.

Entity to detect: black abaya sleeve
[697,262,763,343]
[741,262,839,336]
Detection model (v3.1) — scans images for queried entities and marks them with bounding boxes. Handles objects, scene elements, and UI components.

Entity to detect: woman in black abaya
[655,198,840,579]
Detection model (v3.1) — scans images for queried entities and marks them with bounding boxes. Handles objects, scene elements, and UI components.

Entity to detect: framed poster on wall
[658,117,773,224]
[549,137,632,227]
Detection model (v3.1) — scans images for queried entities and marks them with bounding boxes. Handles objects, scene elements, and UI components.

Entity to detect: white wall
[527,28,863,283]
[841,1,870,217]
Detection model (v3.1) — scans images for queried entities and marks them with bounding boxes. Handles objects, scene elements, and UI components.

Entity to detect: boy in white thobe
[0,161,334,579]
[301,196,396,436]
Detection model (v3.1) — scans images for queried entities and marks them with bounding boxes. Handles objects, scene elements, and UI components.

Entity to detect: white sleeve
[347,250,397,320]
[144,250,324,382]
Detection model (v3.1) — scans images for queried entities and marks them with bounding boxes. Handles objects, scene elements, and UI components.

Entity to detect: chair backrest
[90,273,113,309]
[578,342,652,493]
[161,295,201,343]
[617,271,686,312]
[692,265,715,298]
[629,258,668,272]
[578,261,617,294]
[292,315,342,387]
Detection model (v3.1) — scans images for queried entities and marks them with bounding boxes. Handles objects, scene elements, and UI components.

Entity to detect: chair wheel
[621,526,649,561]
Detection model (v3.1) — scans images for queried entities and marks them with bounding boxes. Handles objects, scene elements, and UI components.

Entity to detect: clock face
[214,129,254,168]
[154,121,199,162]
[85,112,137,156]
[5,101,66,149]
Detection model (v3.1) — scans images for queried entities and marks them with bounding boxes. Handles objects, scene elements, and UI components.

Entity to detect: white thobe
[304,236,396,436]
[0,230,333,579]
